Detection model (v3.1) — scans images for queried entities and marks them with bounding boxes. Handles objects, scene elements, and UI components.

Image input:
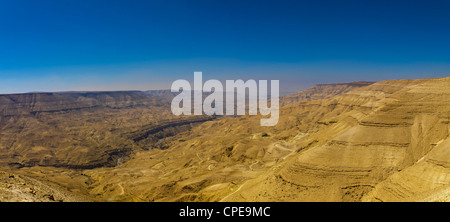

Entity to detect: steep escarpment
[0,91,158,115]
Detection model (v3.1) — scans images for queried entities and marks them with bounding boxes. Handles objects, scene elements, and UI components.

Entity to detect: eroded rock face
[221,77,450,202]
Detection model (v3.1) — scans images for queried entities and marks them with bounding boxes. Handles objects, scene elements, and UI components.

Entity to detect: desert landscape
[1,1,450,207]
[1,76,449,202]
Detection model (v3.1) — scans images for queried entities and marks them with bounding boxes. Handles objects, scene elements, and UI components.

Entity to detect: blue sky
[1,0,450,93]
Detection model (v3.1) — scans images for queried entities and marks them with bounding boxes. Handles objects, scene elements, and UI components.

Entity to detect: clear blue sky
[1,0,450,93]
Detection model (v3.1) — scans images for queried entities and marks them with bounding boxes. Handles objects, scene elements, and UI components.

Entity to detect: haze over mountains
[1,76,449,202]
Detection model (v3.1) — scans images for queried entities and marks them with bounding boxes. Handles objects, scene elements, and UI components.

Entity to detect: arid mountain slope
[0,90,212,169]
[221,77,450,201]
[361,78,450,201]
[0,170,90,202]
[70,77,449,202]
[2,78,449,202]
[280,81,374,106]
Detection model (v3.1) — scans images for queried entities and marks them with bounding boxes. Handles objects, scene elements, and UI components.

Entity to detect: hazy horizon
[1,0,450,93]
